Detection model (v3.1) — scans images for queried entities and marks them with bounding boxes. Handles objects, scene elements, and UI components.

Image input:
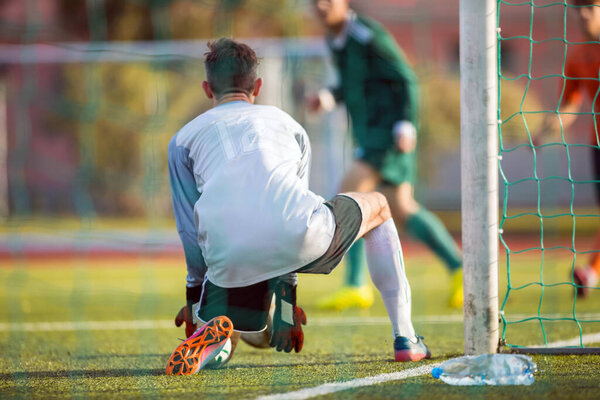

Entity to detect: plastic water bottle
[431,354,537,386]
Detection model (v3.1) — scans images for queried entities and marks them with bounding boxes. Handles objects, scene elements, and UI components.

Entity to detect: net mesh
[497,0,600,349]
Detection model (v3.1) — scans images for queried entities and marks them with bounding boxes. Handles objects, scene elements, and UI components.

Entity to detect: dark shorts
[357,148,416,186]
[196,195,363,332]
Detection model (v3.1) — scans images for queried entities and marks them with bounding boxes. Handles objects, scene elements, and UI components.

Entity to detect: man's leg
[317,161,380,310]
[380,183,463,308]
[344,191,430,361]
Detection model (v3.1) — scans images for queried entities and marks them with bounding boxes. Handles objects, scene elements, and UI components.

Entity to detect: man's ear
[252,78,262,97]
[202,81,214,99]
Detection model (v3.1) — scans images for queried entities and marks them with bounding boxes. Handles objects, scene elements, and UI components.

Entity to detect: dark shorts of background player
[594,146,600,205]
[197,195,363,332]
[358,148,416,186]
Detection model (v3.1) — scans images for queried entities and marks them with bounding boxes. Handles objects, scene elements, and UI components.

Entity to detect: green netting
[497,0,600,349]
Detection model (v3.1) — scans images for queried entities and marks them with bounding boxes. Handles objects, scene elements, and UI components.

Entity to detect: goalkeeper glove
[174,286,202,338]
[270,281,307,353]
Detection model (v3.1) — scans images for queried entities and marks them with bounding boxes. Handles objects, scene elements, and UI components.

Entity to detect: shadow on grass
[1,368,165,380]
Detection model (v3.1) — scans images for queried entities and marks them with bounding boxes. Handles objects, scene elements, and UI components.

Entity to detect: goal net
[497,0,600,352]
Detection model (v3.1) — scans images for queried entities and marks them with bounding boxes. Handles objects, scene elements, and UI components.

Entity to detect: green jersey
[328,12,419,151]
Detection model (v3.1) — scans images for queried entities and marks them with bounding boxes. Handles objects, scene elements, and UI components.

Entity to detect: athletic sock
[405,208,462,272]
[363,218,416,339]
[345,239,367,287]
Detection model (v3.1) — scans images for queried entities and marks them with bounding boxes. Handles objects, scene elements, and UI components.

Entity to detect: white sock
[363,218,416,339]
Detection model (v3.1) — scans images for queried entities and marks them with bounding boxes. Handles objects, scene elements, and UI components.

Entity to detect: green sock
[345,239,367,287]
[405,208,462,271]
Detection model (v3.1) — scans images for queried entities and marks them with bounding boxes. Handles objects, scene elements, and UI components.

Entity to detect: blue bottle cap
[431,367,442,379]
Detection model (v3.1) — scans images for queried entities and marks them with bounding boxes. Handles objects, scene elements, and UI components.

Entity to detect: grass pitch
[1,250,600,399]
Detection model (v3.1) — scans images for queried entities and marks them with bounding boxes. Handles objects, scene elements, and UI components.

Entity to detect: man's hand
[270,281,307,353]
[174,303,197,338]
[393,120,417,153]
[305,94,322,113]
[306,89,336,114]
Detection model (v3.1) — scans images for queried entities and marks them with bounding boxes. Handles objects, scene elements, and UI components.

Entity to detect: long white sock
[363,218,416,339]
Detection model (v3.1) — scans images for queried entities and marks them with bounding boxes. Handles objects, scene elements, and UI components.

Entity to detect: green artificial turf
[1,250,599,399]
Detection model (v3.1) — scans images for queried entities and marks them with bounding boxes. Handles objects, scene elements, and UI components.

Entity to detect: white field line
[537,332,600,348]
[3,313,600,332]
[253,363,442,400]
[1,315,599,399]
[252,331,600,400]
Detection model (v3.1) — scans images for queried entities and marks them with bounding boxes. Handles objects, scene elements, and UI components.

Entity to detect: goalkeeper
[166,38,430,375]
[307,0,463,309]
[534,0,600,298]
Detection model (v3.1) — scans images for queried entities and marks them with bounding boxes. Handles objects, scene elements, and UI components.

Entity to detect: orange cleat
[166,315,233,375]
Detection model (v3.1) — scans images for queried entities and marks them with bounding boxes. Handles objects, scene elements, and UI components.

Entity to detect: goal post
[460,0,500,355]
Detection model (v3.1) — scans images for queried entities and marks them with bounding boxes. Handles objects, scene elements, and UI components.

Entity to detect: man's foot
[394,335,431,362]
[573,266,599,299]
[316,285,374,311]
[448,269,463,308]
[166,315,233,375]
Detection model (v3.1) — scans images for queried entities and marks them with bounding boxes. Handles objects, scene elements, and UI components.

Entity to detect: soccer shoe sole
[394,336,432,362]
[166,315,233,376]
[395,349,431,362]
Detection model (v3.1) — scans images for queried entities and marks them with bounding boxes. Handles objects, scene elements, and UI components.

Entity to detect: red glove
[174,303,197,338]
[270,281,307,353]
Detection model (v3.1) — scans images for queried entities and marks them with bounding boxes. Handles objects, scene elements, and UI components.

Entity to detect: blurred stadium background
[0,0,595,232]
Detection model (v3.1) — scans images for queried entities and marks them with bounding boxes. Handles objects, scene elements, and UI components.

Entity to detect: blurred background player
[167,38,430,374]
[534,0,600,298]
[307,0,463,309]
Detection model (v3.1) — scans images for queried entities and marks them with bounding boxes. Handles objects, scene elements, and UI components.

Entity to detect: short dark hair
[204,38,259,97]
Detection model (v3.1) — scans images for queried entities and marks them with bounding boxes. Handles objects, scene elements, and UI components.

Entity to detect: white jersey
[168,101,335,288]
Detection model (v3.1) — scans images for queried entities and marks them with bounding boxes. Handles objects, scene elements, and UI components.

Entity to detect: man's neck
[328,10,353,49]
[214,92,253,106]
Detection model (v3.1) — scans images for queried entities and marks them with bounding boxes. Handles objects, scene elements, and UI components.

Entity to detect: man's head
[202,38,261,102]
[313,0,349,32]
[574,0,600,40]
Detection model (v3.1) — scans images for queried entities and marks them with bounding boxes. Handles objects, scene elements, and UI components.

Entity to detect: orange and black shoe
[166,315,233,375]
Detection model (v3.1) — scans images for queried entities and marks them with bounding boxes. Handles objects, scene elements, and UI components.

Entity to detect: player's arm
[533,56,582,145]
[168,136,205,337]
[306,86,343,113]
[270,272,307,353]
[369,34,419,153]
[306,45,344,113]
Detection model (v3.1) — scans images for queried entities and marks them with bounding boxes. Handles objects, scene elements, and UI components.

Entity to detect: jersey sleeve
[367,31,419,126]
[168,136,207,287]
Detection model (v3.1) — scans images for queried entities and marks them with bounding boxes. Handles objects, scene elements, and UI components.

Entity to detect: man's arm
[533,57,582,144]
[369,34,419,127]
[168,136,206,337]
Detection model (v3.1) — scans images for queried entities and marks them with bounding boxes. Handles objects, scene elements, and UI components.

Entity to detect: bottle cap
[431,367,442,379]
